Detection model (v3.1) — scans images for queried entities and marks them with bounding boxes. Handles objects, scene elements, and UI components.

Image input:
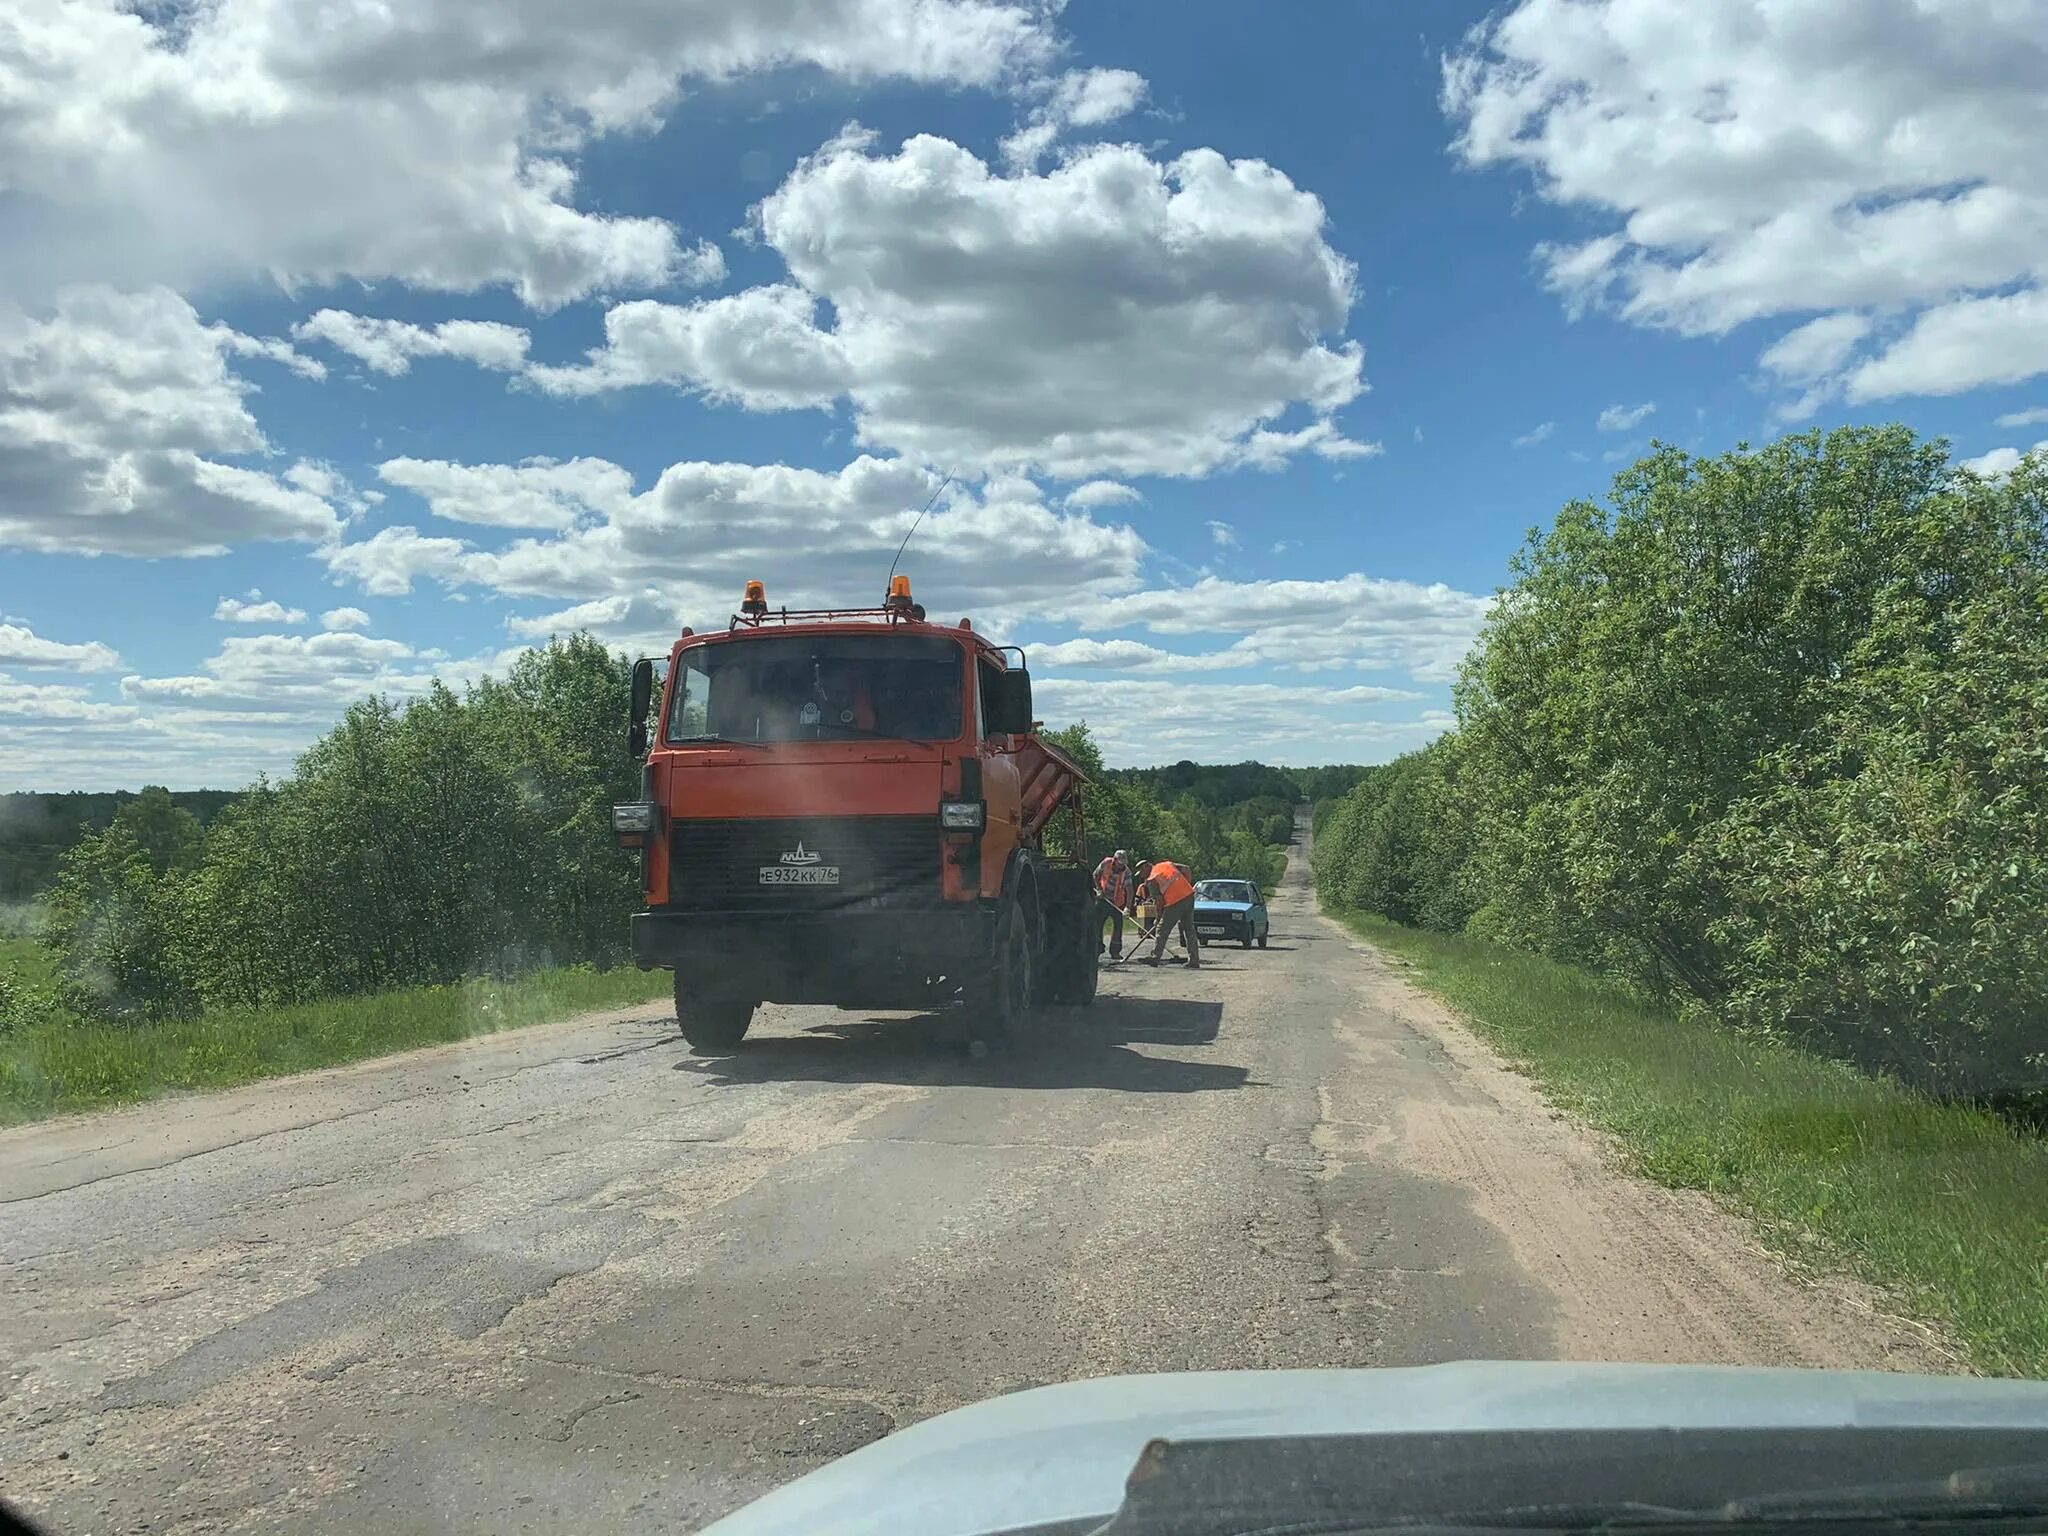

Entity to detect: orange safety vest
[1148,860,1194,908]
[1096,859,1132,908]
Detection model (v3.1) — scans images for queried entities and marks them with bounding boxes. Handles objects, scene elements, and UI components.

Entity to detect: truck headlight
[939,800,986,831]
[612,801,657,834]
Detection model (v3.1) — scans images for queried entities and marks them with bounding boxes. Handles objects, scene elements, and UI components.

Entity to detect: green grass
[1335,910,2048,1378]
[0,963,670,1128]
[0,934,57,989]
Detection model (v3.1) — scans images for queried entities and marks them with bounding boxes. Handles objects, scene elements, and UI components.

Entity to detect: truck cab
[613,578,1098,1052]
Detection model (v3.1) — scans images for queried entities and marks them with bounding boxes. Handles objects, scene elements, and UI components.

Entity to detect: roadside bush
[45,636,643,1021]
[1315,427,2048,1105]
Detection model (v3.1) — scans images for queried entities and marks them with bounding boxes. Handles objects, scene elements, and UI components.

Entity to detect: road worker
[1137,855,1201,969]
[1093,848,1133,959]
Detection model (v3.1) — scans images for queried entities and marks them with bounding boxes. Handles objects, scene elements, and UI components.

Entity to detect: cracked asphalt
[0,840,1938,1534]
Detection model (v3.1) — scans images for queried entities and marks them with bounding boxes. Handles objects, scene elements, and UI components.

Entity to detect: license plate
[758,865,841,885]
[1196,925,1227,936]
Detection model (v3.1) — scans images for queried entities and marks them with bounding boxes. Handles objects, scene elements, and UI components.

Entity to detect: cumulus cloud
[321,607,371,632]
[293,311,532,376]
[1846,288,2048,401]
[1443,0,2048,403]
[214,591,309,624]
[323,525,473,596]
[1000,66,1149,171]
[1207,520,1238,548]
[0,286,341,555]
[1995,407,2048,429]
[0,621,119,671]
[1958,440,2048,479]
[1061,573,1492,684]
[526,130,1371,478]
[1511,421,1555,447]
[1063,480,1142,509]
[526,286,851,407]
[332,454,1148,650]
[0,0,1060,309]
[0,671,135,723]
[1034,677,1453,765]
[1596,401,1655,433]
[376,455,635,529]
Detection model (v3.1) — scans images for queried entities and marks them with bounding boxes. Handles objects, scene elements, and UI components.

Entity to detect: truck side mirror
[628,657,654,758]
[987,669,1033,735]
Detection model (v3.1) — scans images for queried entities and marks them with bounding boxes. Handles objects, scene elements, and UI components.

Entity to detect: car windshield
[1197,881,1255,903]
[666,632,963,744]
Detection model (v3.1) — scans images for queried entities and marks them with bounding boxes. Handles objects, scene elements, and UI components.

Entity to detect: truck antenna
[885,475,951,600]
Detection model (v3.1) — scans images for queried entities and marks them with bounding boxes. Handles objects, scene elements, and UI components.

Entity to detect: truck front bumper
[631,905,995,1006]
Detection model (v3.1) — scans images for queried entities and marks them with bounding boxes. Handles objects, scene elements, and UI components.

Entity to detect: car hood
[699,1363,2048,1536]
[1192,900,1254,913]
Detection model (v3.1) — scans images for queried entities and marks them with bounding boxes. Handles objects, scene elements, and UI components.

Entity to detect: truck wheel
[674,975,752,1052]
[1257,931,1268,949]
[972,902,1032,1045]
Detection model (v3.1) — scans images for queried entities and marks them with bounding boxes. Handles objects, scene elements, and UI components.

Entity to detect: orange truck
[611,576,1099,1051]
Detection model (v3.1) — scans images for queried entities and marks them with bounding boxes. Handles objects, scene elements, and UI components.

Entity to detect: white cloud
[1206,520,1238,548]
[293,311,532,376]
[377,455,635,529]
[677,240,729,288]
[1034,677,1452,765]
[527,130,1370,478]
[1512,421,1555,447]
[1958,441,2048,479]
[1995,406,2048,429]
[0,286,341,555]
[1444,0,2048,402]
[321,606,371,632]
[1001,66,1148,171]
[1060,573,1492,684]
[1,0,1060,309]
[1596,401,1655,433]
[0,671,135,723]
[214,592,308,625]
[0,621,119,671]
[323,525,473,596]
[1063,480,1142,509]
[526,286,850,407]
[1846,288,2048,401]
[328,455,1150,651]
[1758,313,1873,383]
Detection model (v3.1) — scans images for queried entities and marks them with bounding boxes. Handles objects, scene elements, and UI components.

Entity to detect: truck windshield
[666,632,964,744]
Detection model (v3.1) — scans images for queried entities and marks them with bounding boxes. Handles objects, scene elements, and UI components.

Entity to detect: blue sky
[4,0,2045,787]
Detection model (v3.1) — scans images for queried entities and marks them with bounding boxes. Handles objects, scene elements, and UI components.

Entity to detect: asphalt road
[1,839,1940,1534]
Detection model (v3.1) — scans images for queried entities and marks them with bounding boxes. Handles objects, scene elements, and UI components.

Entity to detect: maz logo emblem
[779,842,822,866]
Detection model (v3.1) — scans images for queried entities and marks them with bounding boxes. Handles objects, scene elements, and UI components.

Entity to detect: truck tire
[1032,871,1098,1006]
[970,901,1032,1047]
[674,974,752,1052]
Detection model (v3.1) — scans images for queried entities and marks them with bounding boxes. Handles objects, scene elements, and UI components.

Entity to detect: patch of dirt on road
[1335,935,1964,1376]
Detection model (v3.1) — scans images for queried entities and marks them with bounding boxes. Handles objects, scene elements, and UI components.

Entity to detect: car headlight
[938,800,986,831]
[611,801,657,834]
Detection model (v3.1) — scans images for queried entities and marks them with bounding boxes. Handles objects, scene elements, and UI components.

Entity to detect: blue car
[1192,878,1269,949]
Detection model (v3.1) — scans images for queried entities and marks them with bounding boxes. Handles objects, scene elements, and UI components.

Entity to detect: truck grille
[666,816,941,913]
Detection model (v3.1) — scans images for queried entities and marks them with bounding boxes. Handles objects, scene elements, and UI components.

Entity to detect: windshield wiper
[671,734,771,749]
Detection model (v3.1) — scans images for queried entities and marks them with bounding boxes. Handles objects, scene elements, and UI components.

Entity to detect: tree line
[0,790,238,910]
[37,637,641,1022]
[1313,426,2047,1103]
[1046,733,1311,890]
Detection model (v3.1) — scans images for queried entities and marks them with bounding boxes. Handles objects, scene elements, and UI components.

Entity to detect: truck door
[977,655,1022,897]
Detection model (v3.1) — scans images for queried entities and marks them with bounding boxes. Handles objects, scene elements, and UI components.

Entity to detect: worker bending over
[1093,848,1133,959]
[1136,857,1201,969]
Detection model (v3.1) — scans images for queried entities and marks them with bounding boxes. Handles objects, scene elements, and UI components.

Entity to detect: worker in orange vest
[1093,848,1133,959]
[1137,856,1201,969]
